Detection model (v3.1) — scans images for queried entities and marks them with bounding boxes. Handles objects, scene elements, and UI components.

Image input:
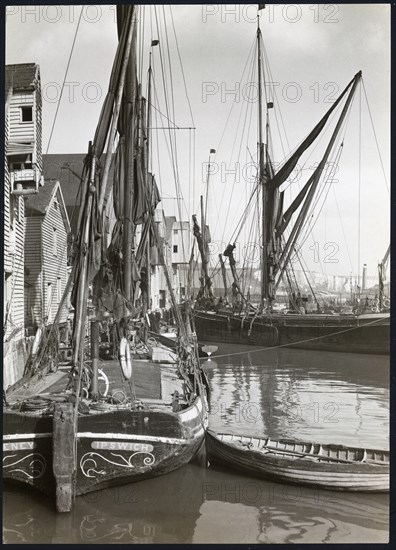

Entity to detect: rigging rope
[45,6,83,154]
[361,80,390,196]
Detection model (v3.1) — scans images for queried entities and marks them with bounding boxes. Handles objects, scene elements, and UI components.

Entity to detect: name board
[3,441,35,451]
[91,441,154,452]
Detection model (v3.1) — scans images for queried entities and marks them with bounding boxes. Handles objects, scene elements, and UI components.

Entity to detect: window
[173,245,178,254]
[53,227,57,255]
[173,229,178,234]
[21,106,33,122]
[10,154,32,171]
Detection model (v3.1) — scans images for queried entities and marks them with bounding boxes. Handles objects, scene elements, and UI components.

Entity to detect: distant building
[171,221,190,265]
[43,154,195,314]
[24,181,70,333]
[4,63,43,388]
[147,209,192,311]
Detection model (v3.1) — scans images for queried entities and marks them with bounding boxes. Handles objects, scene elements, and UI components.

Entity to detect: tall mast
[257,15,267,309]
[145,52,153,314]
[122,12,138,304]
[204,149,215,229]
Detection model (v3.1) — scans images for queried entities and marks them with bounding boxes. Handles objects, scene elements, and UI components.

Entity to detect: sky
[6,4,391,280]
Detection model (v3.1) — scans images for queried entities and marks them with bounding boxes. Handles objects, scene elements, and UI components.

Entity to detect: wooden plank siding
[4,95,25,343]
[4,99,11,273]
[4,91,27,389]
[4,64,42,388]
[35,85,43,174]
[41,188,69,325]
[24,217,43,329]
[8,91,35,144]
[9,198,25,337]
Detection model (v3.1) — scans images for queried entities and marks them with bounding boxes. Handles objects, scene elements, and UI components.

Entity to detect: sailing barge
[193,7,390,355]
[4,366,207,510]
[194,310,389,355]
[3,5,207,512]
[206,430,389,492]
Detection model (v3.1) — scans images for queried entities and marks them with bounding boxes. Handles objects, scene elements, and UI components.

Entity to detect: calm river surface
[3,346,389,544]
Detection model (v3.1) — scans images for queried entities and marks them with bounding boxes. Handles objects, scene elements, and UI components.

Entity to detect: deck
[5,357,185,407]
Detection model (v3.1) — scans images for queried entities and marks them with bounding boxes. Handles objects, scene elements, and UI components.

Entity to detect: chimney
[362,264,367,291]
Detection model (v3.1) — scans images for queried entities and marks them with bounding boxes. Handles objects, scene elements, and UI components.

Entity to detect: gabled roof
[43,154,85,207]
[25,180,70,233]
[42,153,115,236]
[5,63,40,91]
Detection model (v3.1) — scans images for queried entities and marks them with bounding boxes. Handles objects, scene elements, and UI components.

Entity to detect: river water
[3,346,389,544]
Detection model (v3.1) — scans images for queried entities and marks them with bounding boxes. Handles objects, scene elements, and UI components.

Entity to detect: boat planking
[194,311,390,355]
[4,394,207,506]
[206,430,389,492]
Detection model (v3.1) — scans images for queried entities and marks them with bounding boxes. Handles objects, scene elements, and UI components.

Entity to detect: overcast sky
[6,4,390,280]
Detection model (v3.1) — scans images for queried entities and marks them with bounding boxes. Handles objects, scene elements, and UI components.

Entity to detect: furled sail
[277,177,313,235]
[268,72,360,191]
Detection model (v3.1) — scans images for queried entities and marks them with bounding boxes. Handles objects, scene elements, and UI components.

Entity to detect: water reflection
[3,346,389,543]
[3,461,388,544]
[194,465,388,544]
[205,346,389,449]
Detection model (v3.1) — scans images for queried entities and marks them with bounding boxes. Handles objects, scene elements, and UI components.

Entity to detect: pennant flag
[258,4,266,10]
[151,39,159,46]
[210,148,216,154]
[267,102,274,109]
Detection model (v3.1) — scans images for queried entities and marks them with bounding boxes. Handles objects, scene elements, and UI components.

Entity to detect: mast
[219,253,228,299]
[257,17,267,310]
[147,52,153,173]
[145,55,153,315]
[200,195,206,261]
[378,244,390,310]
[122,12,138,305]
[192,212,214,301]
[204,149,215,231]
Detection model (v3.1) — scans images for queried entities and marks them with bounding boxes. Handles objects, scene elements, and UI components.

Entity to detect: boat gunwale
[207,430,389,460]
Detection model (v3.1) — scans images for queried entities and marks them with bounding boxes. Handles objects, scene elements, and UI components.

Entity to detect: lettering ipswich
[91,441,154,453]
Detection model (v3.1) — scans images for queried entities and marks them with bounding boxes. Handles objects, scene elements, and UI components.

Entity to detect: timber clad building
[24,181,70,332]
[4,63,70,390]
[4,63,43,388]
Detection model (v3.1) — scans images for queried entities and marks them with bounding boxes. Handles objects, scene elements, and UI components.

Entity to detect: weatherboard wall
[24,217,43,329]
[3,98,27,389]
[41,189,69,324]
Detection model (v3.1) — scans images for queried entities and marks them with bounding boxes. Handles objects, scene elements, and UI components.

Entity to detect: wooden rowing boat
[206,430,389,492]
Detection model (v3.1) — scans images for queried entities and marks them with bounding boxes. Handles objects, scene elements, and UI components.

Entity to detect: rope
[361,80,389,196]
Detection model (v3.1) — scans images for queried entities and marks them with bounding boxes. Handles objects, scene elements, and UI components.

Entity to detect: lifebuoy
[383,299,390,308]
[119,337,132,380]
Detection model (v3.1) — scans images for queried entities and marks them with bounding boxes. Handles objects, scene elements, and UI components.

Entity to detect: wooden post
[53,402,75,512]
